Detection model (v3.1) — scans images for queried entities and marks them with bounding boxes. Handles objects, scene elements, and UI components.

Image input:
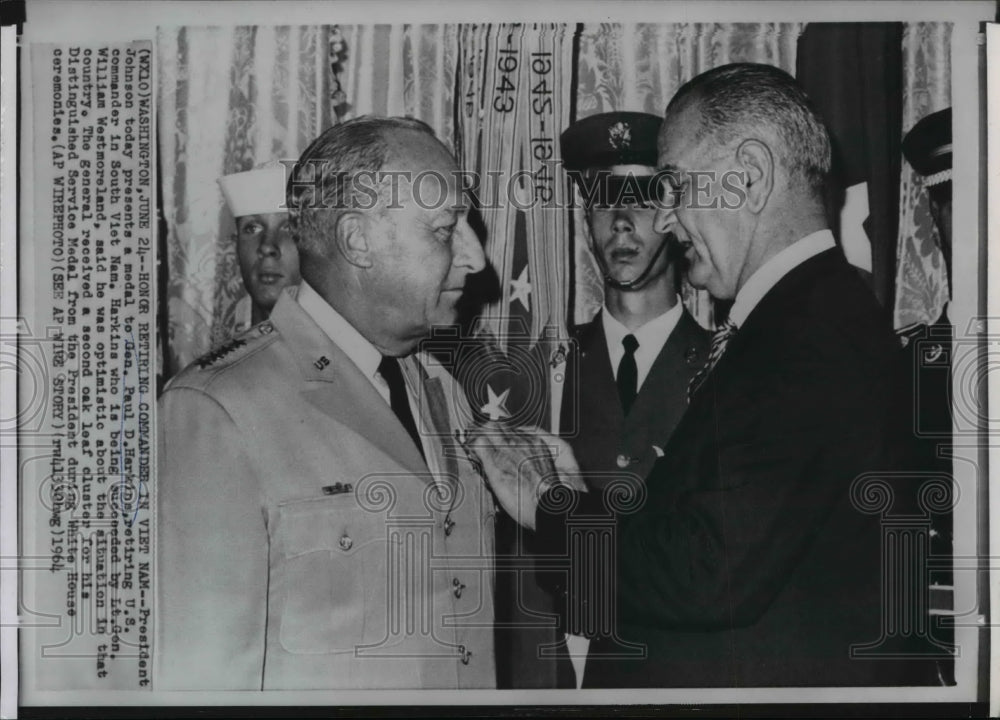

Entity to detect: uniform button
[616,454,630,469]
[444,516,456,536]
[258,321,274,335]
[339,533,353,551]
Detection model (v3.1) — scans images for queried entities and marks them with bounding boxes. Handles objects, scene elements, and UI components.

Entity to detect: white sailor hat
[218,163,288,217]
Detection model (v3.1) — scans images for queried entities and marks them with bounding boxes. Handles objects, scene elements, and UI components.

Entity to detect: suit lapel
[268,294,431,480]
[693,248,844,402]
[564,313,625,436]
[581,314,625,423]
[624,310,704,446]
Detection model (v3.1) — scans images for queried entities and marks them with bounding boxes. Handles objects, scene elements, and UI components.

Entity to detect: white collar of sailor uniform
[728,229,836,329]
[295,281,387,403]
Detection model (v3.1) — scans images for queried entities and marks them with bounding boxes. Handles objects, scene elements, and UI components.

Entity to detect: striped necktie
[687,318,738,402]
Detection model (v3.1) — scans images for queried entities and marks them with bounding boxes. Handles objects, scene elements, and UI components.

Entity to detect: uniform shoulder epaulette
[196,337,247,368]
[195,320,277,369]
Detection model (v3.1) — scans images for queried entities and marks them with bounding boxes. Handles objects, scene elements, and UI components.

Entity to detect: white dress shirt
[233,294,254,335]
[601,297,684,390]
[296,281,396,408]
[729,229,836,328]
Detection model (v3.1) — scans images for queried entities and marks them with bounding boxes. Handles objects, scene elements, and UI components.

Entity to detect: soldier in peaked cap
[520,112,708,687]
[218,163,302,335]
[902,108,952,285]
[558,112,709,495]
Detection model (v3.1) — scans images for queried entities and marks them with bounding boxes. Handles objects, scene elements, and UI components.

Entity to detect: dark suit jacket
[501,307,708,689]
[560,309,710,488]
[538,248,937,688]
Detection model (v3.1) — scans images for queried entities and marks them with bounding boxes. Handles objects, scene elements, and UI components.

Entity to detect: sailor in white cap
[218,163,302,332]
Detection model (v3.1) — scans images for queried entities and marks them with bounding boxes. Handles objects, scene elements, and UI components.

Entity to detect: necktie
[616,334,639,415]
[378,355,426,463]
[687,318,738,402]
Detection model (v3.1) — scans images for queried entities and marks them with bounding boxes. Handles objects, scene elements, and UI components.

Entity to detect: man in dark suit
[545,112,710,686]
[470,63,935,688]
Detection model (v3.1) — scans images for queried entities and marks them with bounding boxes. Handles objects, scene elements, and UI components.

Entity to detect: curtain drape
[893,23,952,330]
[157,21,951,365]
[157,24,457,377]
[337,24,457,139]
[795,22,904,309]
[157,25,334,376]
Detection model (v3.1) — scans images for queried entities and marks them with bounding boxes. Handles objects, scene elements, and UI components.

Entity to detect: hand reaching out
[462,422,586,530]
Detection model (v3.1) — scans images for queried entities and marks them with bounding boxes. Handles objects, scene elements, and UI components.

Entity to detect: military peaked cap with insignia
[902,108,952,188]
[560,111,664,206]
[561,112,663,171]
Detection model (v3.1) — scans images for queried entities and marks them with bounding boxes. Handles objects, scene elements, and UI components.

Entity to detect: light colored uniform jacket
[155,291,497,690]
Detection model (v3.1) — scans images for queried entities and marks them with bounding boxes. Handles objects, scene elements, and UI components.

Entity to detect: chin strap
[595,232,674,291]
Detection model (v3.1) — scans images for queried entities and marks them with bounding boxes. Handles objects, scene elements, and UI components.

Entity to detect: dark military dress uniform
[496,111,710,688]
[560,309,708,489]
[898,107,956,684]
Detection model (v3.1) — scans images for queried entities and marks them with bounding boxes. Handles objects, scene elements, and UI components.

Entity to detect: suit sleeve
[537,318,893,631]
[155,386,269,689]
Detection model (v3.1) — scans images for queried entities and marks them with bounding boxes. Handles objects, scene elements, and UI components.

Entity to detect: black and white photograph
[2,0,997,716]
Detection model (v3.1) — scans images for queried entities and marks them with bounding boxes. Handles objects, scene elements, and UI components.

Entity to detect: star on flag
[510,266,531,312]
[480,383,511,421]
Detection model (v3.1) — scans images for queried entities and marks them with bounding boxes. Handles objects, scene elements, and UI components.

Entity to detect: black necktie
[378,355,426,463]
[616,334,639,415]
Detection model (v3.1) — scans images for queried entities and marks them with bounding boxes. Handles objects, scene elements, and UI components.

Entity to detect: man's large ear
[736,139,774,215]
[334,211,373,269]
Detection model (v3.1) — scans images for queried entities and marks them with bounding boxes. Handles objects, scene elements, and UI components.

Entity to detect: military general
[157,117,503,689]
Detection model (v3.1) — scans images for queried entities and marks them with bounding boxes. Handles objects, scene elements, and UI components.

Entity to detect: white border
[9,0,996,711]
[986,22,999,720]
[1,20,21,720]
[16,0,1000,34]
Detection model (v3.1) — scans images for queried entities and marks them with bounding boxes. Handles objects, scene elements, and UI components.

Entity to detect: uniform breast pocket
[271,494,387,655]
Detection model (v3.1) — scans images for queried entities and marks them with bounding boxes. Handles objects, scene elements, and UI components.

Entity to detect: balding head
[664,63,832,201]
[287,115,438,258]
[285,116,484,356]
[654,63,833,300]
